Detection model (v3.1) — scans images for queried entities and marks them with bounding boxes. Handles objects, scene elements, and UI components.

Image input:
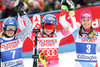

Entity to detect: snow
[23,51,76,67]
[59,52,75,67]
[23,51,100,67]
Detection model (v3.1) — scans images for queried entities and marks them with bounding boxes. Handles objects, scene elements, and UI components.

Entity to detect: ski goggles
[44,23,56,30]
[6,25,17,31]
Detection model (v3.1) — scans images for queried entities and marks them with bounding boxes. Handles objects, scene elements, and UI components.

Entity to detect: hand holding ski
[61,0,75,10]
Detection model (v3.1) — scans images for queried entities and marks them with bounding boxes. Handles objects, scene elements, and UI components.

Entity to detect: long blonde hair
[0,32,4,37]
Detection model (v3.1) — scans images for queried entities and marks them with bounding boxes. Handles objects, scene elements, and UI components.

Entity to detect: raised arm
[14,0,33,42]
[16,15,33,42]
[58,0,77,39]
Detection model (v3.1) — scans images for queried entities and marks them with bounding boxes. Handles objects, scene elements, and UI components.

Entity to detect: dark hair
[79,25,83,36]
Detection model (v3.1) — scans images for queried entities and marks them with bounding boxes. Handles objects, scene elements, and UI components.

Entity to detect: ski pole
[32,29,40,67]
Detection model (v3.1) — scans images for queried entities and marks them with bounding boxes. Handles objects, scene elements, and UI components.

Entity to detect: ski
[32,14,41,67]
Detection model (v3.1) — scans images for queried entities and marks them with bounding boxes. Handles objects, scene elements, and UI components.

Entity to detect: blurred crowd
[0,0,61,19]
[0,0,100,19]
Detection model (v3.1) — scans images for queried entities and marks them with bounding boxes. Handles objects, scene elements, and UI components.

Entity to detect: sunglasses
[6,25,16,31]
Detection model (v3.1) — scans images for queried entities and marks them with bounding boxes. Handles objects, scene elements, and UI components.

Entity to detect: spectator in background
[73,0,100,7]
[3,0,10,6]
[55,0,61,10]
[0,0,6,18]
[1,1,17,19]
[38,0,45,10]
[42,0,55,12]
[76,4,81,8]
[27,2,34,12]
[86,0,100,5]
[73,0,87,7]
[27,1,41,14]
[24,0,29,4]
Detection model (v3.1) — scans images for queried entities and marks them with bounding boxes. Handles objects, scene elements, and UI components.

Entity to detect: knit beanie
[80,10,93,22]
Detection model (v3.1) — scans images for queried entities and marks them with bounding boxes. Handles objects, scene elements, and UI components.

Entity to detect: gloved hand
[61,0,75,11]
[39,52,47,67]
[14,0,26,16]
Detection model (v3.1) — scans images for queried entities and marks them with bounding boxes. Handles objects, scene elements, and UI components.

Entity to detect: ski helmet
[3,17,18,35]
[42,14,58,30]
[42,14,58,26]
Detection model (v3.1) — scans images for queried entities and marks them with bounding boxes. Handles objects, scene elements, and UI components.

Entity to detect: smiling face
[6,30,15,37]
[43,23,56,36]
[5,25,16,37]
[43,28,54,35]
[81,18,92,29]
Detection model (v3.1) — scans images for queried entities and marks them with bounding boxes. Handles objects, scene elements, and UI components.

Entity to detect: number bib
[76,43,96,54]
[75,42,97,62]
[0,37,23,67]
[1,48,22,62]
[75,34,98,62]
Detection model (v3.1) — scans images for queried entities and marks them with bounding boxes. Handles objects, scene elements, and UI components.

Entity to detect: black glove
[14,0,25,16]
[61,0,75,10]
[62,0,69,6]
